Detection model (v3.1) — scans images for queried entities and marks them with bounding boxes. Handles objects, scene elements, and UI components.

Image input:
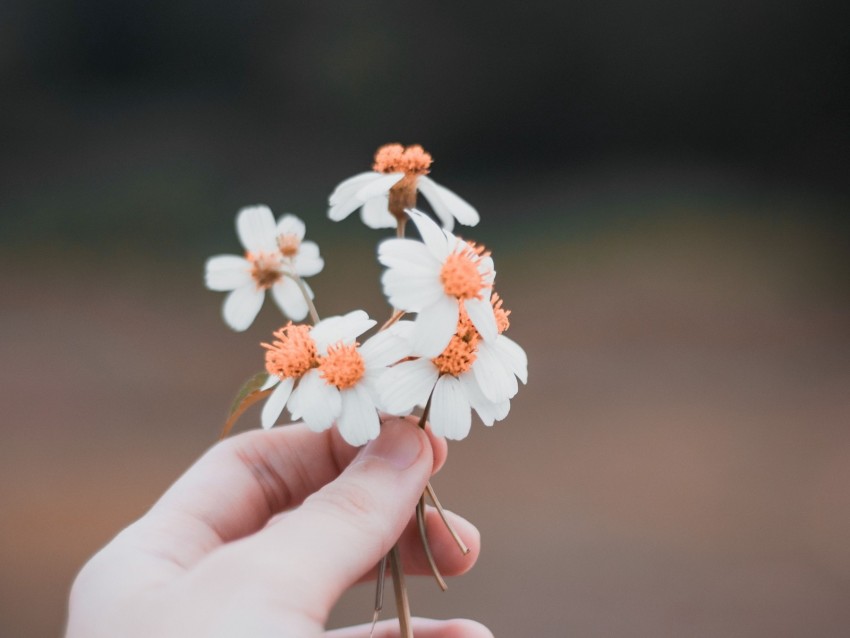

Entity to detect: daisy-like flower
[260,310,412,446]
[205,206,324,331]
[381,295,527,440]
[378,209,497,358]
[328,143,480,230]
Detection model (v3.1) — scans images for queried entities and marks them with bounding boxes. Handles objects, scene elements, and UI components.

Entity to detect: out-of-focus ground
[1,202,848,636]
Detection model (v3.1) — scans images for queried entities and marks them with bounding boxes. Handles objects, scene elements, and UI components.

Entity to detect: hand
[66,417,490,637]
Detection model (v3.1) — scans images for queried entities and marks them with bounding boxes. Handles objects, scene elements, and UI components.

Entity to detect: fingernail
[359,420,423,470]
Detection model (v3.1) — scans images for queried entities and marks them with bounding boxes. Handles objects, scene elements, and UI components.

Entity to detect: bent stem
[417,494,448,591]
[292,274,320,325]
[389,544,413,638]
[426,482,470,555]
[370,554,387,637]
[219,388,273,440]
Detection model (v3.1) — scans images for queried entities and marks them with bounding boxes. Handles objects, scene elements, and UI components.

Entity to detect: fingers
[120,417,447,570]
[326,618,494,638]
[355,506,480,583]
[207,419,438,623]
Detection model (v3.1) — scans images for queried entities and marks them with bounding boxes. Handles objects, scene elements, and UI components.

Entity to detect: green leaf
[229,371,271,416]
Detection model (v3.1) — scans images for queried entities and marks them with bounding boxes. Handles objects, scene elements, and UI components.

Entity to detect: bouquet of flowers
[205,143,527,636]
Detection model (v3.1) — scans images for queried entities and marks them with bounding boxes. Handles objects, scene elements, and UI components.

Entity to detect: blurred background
[2,1,849,635]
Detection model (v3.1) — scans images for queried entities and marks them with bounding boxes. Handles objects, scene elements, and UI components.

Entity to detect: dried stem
[389,544,413,638]
[425,482,470,555]
[370,555,387,637]
[292,274,320,325]
[380,309,406,331]
[417,494,448,591]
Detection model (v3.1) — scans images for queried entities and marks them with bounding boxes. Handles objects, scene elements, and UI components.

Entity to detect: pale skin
[66,418,492,637]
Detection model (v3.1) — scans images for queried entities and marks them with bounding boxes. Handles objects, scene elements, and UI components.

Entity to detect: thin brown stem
[425,482,470,555]
[219,388,273,440]
[388,544,412,638]
[380,309,406,331]
[417,495,448,591]
[370,555,387,637]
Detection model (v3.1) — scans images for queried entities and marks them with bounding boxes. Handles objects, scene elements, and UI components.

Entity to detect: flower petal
[360,195,397,229]
[271,277,309,321]
[205,255,251,291]
[294,370,341,432]
[236,205,278,253]
[380,358,439,415]
[261,377,294,429]
[464,296,498,342]
[413,296,459,358]
[378,238,441,272]
[459,372,508,426]
[418,175,480,227]
[381,269,444,312]
[354,173,404,201]
[472,340,518,402]
[293,242,324,277]
[360,329,413,369]
[222,285,264,332]
[494,335,528,384]
[311,310,376,351]
[408,209,451,261]
[329,171,381,206]
[430,375,472,440]
[276,214,306,240]
[337,385,380,446]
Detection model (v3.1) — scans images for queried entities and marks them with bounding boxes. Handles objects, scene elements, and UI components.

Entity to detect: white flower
[380,300,527,440]
[261,311,412,446]
[205,206,324,331]
[328,143,479,230]
[378,209,497,358]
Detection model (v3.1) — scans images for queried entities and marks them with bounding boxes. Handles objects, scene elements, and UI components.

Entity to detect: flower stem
[425,482,470,555]
[370,554,387,637]
[389,544,413,638]
[292,274,320,325]
[417,494,448,591]
[218,388,273,440]
[380,309,406,331]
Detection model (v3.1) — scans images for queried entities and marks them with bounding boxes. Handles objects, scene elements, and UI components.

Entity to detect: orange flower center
[432,309,480,376]
[262,323,318,379]
[373,143,434,222]
[319,342,366,389]
[278,234,301,258]
[440,242,490,299]
[491,292,511,334]
[248,251,283,289]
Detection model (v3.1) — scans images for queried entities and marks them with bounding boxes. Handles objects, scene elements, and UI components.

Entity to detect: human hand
[66,418,490,637]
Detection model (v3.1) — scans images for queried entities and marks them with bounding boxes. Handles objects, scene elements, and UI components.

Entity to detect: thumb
[212,418,434,623]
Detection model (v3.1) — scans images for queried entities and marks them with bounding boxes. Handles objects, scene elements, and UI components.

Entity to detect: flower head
[260,311,412,446]
[380,296,527,440]
[205,206,324,331]
[378,209,497,358]
[328,143,480,230]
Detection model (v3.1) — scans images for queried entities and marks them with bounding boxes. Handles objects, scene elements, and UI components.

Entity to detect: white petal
[236,205,277,253]
[472,341,517,402]
[418,175,480,227]
[381,269,444,312]
[205,255,251,291]
[430,375,472,440]
[222,285,264,332]
[459,372,507,426]
[413,297,459,358]
[329,171,382,206]
[360,329,413,369]
[271,277,309,321]
[296,370,341,432]
[261,377,294,429]
[260,374,279,391]
[329,197,367,222]
[293,241,324,277]
[378,238,441,272]
[464,296,498,342]
[494,335,528,384]
[354,173,404,201]
[407,209,451,261]
[276,214,306,240]
[311,310,376,351]
[360,195,397,229]
[337,386,380,446]
[380,359,439,415]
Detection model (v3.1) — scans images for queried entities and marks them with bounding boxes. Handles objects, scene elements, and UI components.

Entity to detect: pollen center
[262,323,318,379]
[248,251,283,289]
[278,234,301,258]
[440,248,486,299]
[491,293,511,334]
[432,309,480,376]
[373,143,433,221]
[319,343,366,389]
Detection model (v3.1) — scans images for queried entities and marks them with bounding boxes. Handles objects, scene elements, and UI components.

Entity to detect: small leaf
[229,371,271,416]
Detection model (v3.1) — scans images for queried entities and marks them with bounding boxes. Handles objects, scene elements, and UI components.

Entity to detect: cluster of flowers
[205,144,527,446]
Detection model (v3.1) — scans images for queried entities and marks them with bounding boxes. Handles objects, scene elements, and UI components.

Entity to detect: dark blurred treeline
[1,0,847,248]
